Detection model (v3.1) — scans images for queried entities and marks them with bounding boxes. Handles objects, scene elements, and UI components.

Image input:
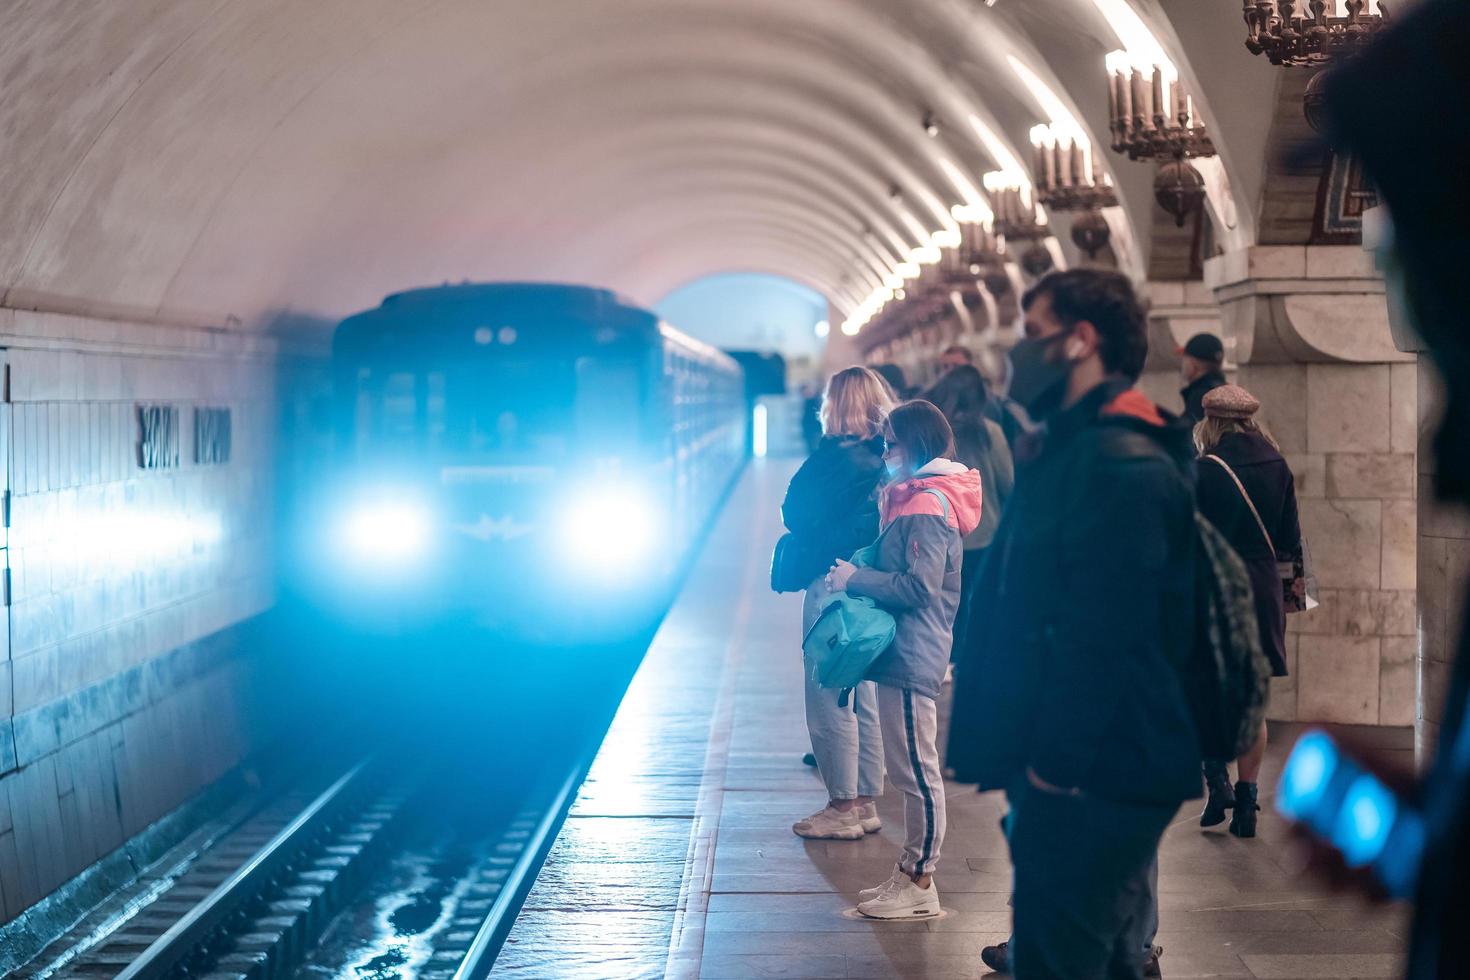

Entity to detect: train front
[303,285,687,643]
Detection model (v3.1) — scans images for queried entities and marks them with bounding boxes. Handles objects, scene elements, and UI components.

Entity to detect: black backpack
[1183,513,1272,760]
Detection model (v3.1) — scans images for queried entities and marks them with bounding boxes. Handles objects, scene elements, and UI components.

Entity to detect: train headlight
[558,486,660,574]
[337,497,433,564]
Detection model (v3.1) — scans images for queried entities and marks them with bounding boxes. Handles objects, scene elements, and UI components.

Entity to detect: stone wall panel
[1380,637,1417,729]
[1299,498,1382,591]
[1326,453,1415,500]
[1391,362,1417,454]
[1382,499,1418,592]
[1306,364,1390,454]
[1297,635,1381,724]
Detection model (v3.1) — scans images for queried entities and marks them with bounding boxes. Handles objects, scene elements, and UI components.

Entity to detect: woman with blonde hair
[779,366,895,839]
[1194,384,1303,838]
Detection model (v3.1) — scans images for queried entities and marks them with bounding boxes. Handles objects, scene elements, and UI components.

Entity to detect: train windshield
[347,356,643,461]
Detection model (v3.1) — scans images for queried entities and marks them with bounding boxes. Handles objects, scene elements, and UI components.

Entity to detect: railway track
[27,759,582,980]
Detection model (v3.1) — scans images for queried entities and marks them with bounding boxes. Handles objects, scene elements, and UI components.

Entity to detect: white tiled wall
[0,307,294,922]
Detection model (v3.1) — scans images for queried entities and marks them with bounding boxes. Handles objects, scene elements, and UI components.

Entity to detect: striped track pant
[876,685,946,877]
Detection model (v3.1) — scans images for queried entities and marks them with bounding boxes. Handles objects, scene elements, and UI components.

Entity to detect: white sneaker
[792,805,864,840]
[857,878,941,919]
[858,863,905,901]
[858,801,882,834]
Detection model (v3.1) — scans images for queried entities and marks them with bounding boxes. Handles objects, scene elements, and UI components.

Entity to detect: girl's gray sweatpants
[876,684,946,877]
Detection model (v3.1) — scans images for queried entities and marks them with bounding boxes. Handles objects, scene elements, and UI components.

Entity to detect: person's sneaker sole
[792,822,864,840]
[857,899,941,920]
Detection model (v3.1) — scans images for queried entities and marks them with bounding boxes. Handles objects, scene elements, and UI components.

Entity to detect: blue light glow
[1277,730,1336,821]
[1333,775,1396,867]
[558,486,660,574]
[339,498,432,563]
[752,404,768,458]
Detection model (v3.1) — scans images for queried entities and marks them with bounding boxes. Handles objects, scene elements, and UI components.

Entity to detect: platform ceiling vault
[1,0,1276,328]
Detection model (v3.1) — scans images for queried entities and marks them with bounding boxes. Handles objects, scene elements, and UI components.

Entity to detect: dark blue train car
[305,282,746,639]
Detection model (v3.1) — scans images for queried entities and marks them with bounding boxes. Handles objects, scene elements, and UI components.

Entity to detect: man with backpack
[950,269,1207,979]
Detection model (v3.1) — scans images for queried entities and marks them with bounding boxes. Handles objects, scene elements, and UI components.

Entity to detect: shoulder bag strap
[920,487,950,521]
[1204,454,1275,556]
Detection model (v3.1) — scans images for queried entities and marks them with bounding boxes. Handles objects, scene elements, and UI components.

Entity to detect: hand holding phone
[1276,729,1425,899]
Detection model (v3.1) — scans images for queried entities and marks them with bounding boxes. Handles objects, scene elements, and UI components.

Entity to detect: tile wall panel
[0,308,301,924]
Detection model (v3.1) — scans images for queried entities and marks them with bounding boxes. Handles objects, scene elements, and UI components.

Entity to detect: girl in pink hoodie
[826,400,982,920]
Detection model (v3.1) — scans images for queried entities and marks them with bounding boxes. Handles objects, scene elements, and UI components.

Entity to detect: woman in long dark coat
[1194,384,1303,838]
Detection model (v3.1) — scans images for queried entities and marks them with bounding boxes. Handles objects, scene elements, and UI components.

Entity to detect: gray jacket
[846,461,981,699]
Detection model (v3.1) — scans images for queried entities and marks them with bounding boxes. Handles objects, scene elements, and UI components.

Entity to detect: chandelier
[981,176,1055,276]
[982,175,1044,241]
[1028,126,1118,212]
[1105,51,1216,227]
[1106,53,1214,162]
[1243,0,1388,66]
[950,219,1005,275]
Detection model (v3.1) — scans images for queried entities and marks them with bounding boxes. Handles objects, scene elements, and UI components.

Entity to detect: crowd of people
[778,268,1306,977]
[776,3,1470,976]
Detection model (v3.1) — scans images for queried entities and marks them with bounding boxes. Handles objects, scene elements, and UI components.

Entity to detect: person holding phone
[1284,3,1470,975]
[1193,385,1303,837]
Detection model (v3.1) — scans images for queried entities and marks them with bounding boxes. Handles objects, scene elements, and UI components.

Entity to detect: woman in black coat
[924,365,1014,666]
[1194,384,1303,838]
[780,366,895,840]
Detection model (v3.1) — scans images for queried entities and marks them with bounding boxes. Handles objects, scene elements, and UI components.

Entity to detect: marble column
[1413,352,1470,760]
[1207,245,1417,729]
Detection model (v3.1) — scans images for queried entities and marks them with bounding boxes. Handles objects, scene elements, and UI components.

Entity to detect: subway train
[307,282,747,639]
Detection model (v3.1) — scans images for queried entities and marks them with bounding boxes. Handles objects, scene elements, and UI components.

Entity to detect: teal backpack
[802,489,949,707]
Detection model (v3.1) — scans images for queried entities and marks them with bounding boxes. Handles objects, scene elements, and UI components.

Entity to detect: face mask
[1007,333,1073,420]
[884,449,907,481]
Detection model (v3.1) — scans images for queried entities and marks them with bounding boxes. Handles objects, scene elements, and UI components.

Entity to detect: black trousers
[951,547,987,663]
[1008,783,1174,980]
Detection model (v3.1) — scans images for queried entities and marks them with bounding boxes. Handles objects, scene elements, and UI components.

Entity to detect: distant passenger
[871,362,911,401]
[924,366,1014,672]
[954,269,1200,978]
[799,383,823,455]
[1193,384,1303,838]
[1178,332,1227,424]
[939,344,973,373]
[781,367,894,841]
[826,400,982,919]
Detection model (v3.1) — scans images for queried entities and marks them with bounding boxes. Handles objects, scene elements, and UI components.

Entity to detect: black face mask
[1006,333,1072,420]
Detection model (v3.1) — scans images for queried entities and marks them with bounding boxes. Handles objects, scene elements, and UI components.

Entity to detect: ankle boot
[1229,781,1259,838]
[1200,761,1235,827]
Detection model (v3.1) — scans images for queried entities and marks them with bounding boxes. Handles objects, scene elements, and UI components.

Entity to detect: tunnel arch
[3,0,1264,331]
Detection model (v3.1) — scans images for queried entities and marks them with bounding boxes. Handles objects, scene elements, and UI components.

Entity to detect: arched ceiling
[1,0,1277,331]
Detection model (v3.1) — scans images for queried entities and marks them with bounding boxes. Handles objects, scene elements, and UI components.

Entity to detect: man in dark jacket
[1178,332,1227,424]
[951,269,1200,979]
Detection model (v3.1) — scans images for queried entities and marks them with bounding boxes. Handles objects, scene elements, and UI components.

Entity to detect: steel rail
[114,760,370,980]
[451,764,584,980]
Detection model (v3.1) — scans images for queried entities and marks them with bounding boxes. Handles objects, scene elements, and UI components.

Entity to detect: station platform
[498,460,1408,979]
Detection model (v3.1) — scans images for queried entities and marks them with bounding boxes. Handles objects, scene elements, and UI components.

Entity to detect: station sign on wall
[137,405,232,469]
[137,405,181,469]
[194,407,232,464]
